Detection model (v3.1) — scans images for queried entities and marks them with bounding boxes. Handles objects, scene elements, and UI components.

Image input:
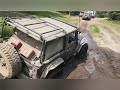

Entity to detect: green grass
[90,25,100,33]
[0,17,3,37]
[100,18,120,32]
[101,19,120,25]
[110,20,120,25]
[57,16,76,23]
[0,17,13,41]
[19,11,76,23]
[2,25,13,38]
[20,11,64,18]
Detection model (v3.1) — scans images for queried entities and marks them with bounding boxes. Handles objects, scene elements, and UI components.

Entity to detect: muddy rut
[60,18,120,79]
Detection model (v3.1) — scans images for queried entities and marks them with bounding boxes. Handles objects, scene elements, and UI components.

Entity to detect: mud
[58,18,120,79]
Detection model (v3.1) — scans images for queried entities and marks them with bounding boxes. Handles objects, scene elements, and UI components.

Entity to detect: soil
[58,18,120,79]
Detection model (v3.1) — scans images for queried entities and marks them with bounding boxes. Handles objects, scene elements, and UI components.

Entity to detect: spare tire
[0,43,22,78]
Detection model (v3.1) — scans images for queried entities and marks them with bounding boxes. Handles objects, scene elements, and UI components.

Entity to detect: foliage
[0,17,13,40]
[1,25,13,39]
[96,11,120,20]
[90,25,100,33]
[20,11,64,18]
[108,11,120,20]
[58,11,80,16]
[96,11,109,18]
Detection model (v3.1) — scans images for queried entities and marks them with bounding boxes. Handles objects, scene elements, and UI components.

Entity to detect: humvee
[0,17,88,79]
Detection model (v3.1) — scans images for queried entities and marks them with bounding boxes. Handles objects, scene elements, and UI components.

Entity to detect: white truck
[86,11,96,18]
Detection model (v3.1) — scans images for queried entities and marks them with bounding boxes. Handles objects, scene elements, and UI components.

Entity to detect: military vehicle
[0,17,88,79]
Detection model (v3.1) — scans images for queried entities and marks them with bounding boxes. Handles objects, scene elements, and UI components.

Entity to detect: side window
[68,32,76,43]
[44,37,64,60]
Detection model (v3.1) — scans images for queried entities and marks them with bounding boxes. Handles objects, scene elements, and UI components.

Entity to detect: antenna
[78,13,81,30]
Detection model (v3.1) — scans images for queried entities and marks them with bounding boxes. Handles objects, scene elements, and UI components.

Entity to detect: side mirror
[78,31,81,34]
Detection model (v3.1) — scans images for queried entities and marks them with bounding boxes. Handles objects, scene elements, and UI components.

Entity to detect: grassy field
[19,11,79,23]
[101,19,120,26]
[100,18,120,32]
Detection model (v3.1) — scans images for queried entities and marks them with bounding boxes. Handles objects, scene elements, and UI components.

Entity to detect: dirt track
[59,18,120,79]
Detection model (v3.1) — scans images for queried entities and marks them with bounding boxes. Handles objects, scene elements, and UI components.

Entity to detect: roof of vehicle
[6,17,78,42]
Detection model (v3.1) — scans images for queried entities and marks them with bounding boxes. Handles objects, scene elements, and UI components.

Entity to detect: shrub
[96,11,109,18]
[108,11,120,20]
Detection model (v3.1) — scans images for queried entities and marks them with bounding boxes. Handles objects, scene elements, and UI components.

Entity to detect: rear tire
[46,63,64,79]
[76,43,88,60]
[0,43,22,78]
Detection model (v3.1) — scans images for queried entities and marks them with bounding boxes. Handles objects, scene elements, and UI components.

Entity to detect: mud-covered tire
[0,43,22,78]
[76,43,88,60]
[45,63,64,79]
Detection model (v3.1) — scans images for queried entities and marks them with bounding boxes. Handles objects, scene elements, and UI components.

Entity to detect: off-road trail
[61,18,120,79]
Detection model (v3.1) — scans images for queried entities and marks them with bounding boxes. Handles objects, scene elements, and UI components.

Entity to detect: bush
[1,25,13,39]
[96,11,109,18]
[58,11,80,16]
[0,38,3,43]
[108,11,120,20]
[0,17,13,40]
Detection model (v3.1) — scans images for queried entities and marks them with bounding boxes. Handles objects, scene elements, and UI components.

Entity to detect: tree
[96,11,109,18]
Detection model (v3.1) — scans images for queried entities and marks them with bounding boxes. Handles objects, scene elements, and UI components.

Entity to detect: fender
[76,33,88,53]
[40,57,64,78]
[80,37,87,46]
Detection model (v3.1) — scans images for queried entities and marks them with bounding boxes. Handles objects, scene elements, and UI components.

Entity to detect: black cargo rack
[6,17,67,42]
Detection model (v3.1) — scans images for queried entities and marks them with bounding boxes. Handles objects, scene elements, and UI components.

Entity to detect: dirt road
[59,18,120,79]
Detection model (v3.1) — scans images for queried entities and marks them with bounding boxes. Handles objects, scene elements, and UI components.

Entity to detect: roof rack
[36,18,67,34]
[7,17,43,40]
[6,17,67,41]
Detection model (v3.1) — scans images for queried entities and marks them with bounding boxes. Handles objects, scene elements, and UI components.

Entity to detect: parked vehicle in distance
[86,11,96,18]
[82,12,91,20]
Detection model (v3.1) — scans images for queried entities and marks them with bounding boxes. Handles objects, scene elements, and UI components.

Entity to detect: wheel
[0,43,22,78]
[45,63,64,79]
[76,43,88,60]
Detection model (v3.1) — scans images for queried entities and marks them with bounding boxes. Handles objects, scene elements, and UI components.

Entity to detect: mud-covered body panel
[3,17,88,79]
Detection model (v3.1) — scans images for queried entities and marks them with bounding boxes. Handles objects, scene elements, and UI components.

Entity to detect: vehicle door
[63,31,78,60]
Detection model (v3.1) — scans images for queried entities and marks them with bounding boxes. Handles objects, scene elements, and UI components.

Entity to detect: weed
[90,25,100,33]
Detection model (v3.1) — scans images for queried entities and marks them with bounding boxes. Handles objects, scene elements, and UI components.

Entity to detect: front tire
[45,63,64,79]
